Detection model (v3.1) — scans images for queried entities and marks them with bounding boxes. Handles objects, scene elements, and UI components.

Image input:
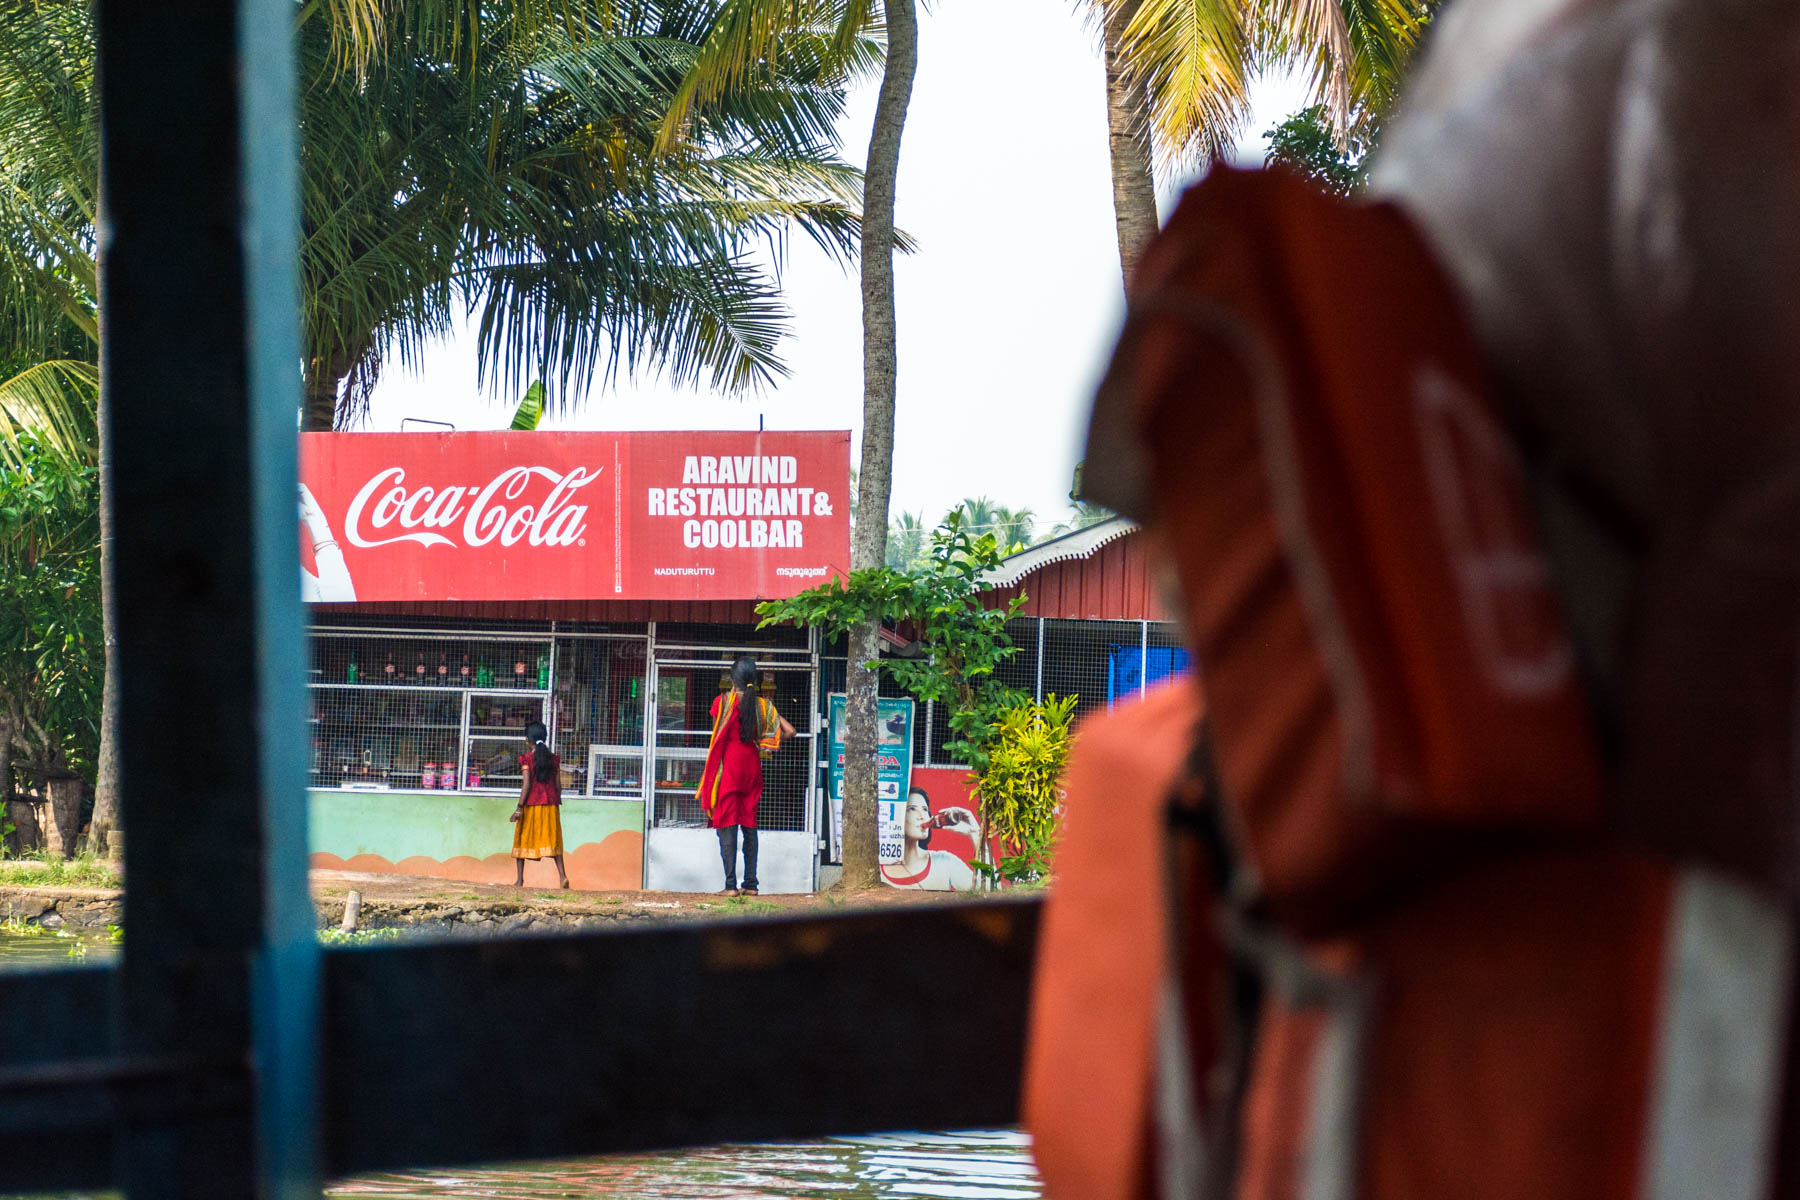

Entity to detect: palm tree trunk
[0,715,16,855]
[90,193,119,859]
[302,352,345,432]
[1103,0,1159,288]
[91,400,120,856]
[841,0,919,890]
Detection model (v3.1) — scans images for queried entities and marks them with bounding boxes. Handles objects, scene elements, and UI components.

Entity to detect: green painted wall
[309,789,644,862]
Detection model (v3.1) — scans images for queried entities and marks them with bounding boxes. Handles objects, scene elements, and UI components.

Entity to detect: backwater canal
[2,931,1044,1200]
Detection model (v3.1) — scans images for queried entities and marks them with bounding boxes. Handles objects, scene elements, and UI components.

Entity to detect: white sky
[363,0,1312,532]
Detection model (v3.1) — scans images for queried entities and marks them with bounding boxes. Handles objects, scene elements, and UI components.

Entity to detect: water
[0,936,1041,1199]
[330,1130,1040,1199]
[0,925,117,970]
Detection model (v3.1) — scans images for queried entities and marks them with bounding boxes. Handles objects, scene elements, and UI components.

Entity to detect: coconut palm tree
[0,2,98,465]
[947,498,1035,553]
[660,0,899,888]
[990,504,1037,553]
[0,4,877,430]
[299,3,879,428]
[887,510,927,571]
[1092,0,1429,281]
[1047,500,1115,538]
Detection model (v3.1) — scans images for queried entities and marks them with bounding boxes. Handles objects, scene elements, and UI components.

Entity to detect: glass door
[462,692,548,793]
[650,665,716,827]
[645,643,819,893]
[649,658,816,832]
[551,638,649,799]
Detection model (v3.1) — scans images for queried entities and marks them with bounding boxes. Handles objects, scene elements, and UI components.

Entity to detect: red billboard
[298,431,850,602]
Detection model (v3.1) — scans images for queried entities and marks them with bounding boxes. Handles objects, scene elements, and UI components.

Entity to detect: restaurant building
[301,431,1188,894]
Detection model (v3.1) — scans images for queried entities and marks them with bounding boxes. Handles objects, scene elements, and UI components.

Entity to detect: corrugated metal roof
[983,516,1139,588]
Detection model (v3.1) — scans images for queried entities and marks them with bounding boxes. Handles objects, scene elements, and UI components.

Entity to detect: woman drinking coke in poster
[698,656,795,895]
[881,786,978,892]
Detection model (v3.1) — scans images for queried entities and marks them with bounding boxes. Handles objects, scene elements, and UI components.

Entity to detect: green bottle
[346,653,359,685]
[536,654,550,689]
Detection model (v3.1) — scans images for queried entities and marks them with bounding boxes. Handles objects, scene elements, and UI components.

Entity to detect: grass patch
[715,896,780,916]
[318,926,406,946]
[0,852,122,890]
[600,895,625,905]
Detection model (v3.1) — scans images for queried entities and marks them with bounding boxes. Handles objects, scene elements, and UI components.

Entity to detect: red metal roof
[316,599,765,625]
[983,526,1168,622]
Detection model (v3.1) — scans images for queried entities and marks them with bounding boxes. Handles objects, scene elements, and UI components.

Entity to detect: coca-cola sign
[299,431,849,602]
[345,465,601,550]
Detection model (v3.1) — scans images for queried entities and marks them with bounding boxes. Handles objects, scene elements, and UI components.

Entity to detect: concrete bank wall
[308,790,645,891]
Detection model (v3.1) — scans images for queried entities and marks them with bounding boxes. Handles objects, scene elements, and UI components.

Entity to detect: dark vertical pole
[95,1,315,1197]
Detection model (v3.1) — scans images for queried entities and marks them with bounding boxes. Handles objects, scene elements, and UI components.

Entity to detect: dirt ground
[3,867,1025,933]
[309,867,1017,934]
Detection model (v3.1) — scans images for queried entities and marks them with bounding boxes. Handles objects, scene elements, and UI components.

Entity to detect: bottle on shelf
[441,750,459,789]
[437,652,450,686]
[383,652,396,683]
[422,761,437,790]
[460,654,472,686]
[536,654,550,689]
[513,655,527,686]
[346,652,359,685]
[414,652,427,685]
[475,659,493,688]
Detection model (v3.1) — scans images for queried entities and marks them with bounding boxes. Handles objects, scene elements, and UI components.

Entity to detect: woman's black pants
[717,824,758,890]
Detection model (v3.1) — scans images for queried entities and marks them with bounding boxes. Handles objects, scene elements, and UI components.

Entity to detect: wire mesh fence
[819,616,1188,771]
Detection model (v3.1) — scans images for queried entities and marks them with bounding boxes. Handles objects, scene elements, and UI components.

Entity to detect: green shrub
[974,694,1076,883]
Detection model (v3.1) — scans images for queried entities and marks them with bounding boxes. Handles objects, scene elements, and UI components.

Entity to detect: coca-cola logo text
[345,466,601,550]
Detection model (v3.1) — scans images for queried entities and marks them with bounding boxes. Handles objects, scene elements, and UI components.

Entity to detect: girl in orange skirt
[510,720,569,888]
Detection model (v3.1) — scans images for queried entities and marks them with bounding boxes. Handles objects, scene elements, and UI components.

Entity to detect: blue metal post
[95,0,316,1195]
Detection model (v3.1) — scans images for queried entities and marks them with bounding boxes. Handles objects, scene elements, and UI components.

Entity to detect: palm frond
[654,0,882,154]
[1117,0,1253,169]
[1258,0,1422,130]
[0,360,97,468]
[1111,0,1423,165]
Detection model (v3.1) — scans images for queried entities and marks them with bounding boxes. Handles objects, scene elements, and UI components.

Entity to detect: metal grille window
[649,626,817,834]
[552,636,650,798]
[647,666,814,831]
[308,632,551,793]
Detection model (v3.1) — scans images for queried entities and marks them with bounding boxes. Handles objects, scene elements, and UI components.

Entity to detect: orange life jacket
[1027,167,1796,1200]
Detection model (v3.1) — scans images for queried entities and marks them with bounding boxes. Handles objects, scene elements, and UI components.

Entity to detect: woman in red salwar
[697,656,794,895]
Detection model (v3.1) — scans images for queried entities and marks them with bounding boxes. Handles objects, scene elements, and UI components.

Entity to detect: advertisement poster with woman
[826,695,979,891]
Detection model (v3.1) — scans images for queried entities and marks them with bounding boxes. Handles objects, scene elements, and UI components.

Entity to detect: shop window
[552,638,649,797]
[307,631,552,793]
